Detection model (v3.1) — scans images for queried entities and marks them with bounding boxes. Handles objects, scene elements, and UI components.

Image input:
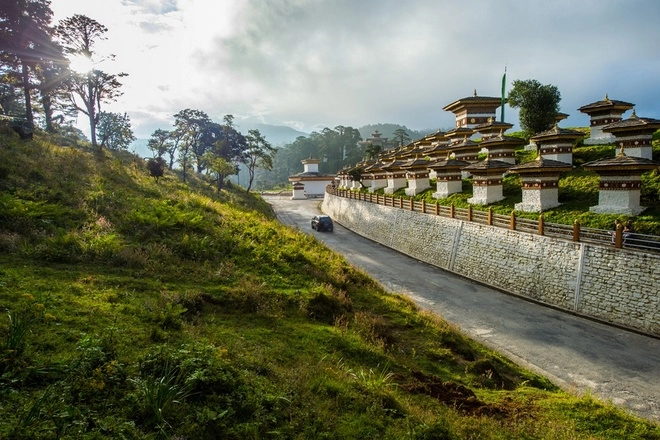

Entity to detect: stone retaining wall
[322,193,660,336]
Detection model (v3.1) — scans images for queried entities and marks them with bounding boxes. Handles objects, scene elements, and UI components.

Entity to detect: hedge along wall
[322,192,660,336]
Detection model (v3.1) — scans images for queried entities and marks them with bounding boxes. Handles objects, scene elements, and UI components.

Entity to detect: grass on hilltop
[0,128,658,439]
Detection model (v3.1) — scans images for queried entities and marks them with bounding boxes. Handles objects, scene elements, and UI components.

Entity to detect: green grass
[0,131,658,439]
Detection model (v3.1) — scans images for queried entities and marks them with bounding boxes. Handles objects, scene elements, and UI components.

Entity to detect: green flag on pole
[500,67,506,123]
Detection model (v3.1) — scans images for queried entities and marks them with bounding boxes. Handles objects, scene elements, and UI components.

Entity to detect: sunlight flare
[68,54,95,73]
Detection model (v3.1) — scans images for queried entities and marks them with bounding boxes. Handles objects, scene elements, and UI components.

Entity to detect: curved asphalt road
[266,196,660,423]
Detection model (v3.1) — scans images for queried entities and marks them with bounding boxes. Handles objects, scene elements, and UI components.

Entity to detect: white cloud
[50,0,660,138]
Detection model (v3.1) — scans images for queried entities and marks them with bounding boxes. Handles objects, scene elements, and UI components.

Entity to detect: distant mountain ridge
[358,124,439,142]
[129,123,310,158]
[129,122,440,158]
[234,122,309,146]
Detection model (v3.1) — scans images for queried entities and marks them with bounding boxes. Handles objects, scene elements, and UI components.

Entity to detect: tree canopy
[0,0,63,128]
[97,111,135,150]
[507,79,561,137]
[0,5,133,145]
[173,108,211,182]
[259,125,365,190]
[243,129,276,192]
[56,14,126,147]
[166,110,252,189]
[364,144,383,160]
[391,128,412,147]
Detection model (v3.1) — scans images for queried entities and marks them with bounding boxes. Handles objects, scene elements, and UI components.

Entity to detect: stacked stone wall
[322,193,660,336]
[578,247,660,334]
[451,223,580,310]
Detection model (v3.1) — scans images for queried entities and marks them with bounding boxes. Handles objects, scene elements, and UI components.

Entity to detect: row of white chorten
[334,93,660,215]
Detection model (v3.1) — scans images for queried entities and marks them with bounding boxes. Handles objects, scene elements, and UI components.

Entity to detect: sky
[50,0,660,140]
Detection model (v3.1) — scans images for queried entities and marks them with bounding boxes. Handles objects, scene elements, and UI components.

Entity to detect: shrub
[132,343,242,435]
[34,231,84,263]
[131,362,194,434]
[123,199,208,239]
[349,363,396,392]
[0,294,54,377]
[466,358,514,390]
[642,169,660,205]
[306,291,352,324]
[572,145,615,166]
[439,329,477,361]
[147,157,166,182]
[0,194,84,236]
[352,312,395,349]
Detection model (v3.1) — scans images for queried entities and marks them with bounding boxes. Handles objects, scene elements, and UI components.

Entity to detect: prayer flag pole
[500,66,507,122]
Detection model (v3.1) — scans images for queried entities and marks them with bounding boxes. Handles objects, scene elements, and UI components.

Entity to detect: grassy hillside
[0,131,658,439]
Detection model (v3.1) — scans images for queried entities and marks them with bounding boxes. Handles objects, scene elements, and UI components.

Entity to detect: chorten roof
[363,160,387,173]
[422,142,450,156]
[378,148,399,160]
[450,136,480,149]
[400,145,427,158]
[584,149,659,173]
[462,158,512,173]
[413,140,433,149]
[380,159,407,171]
[422,130,448,143]
[428,155,469,171]
[601,110,660,133]
[346,160,373,174]
[443,90,502,112]
[289,170,333,178]
[578,95,634,114]
[473,120,514,133]
[447,127,475,135]
[509,156,573,175]
[402,156,431,170]
[531,124,585,142]
[335,166,350,176]
[446,126,475,141]
[479,133,527,147]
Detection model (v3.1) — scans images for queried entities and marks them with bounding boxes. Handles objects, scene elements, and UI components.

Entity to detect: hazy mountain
[128,122,442,158]
[235,122,309,146]
[129,123,309,158]
[358,123,439,142]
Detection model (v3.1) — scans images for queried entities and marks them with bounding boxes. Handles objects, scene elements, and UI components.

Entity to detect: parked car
[311,215,333,232]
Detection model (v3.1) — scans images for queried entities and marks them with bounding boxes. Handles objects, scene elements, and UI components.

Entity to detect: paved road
[266,196,660,423]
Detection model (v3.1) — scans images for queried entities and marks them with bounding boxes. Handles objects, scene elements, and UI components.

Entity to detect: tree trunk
[89,115,97,147]
[246,169,255,192]
[217,174,225,192]
[87,78,98,147]
[21,64,33,125]
[42,95,54,132]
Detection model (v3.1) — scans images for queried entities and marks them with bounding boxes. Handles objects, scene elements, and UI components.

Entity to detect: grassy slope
[0,131,658,439]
